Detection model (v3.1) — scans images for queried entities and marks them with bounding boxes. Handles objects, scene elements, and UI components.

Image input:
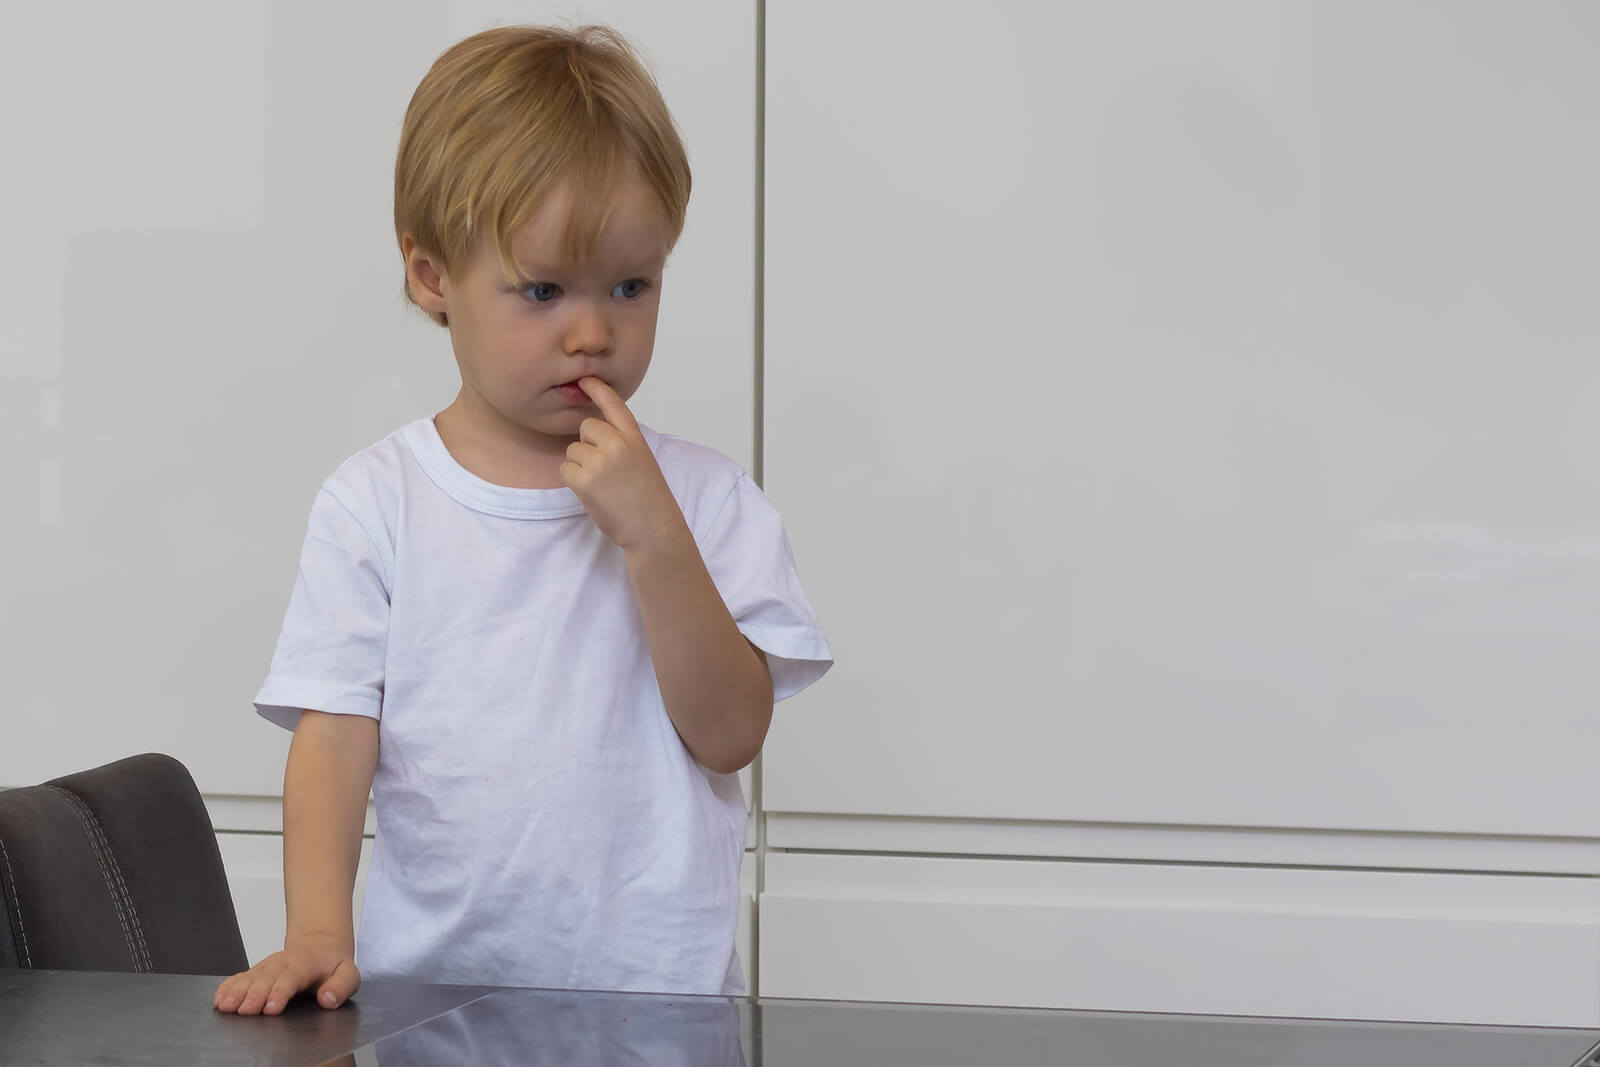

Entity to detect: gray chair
[0,753,248,975]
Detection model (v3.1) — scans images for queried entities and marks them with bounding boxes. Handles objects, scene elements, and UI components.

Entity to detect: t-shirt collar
[402,415,658,521]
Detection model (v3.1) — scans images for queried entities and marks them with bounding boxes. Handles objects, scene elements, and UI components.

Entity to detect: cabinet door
[759,854,1600,1026]
[1,1,755,798]
[762,0,1600,835]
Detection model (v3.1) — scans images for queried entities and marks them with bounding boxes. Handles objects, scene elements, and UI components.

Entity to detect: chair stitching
[0,834,32,967]
[48,785,153,972]
[75,797,154,972]
[44,785,142,971]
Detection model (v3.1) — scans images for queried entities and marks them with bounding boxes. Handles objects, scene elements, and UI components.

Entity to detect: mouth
[553,380,592,404]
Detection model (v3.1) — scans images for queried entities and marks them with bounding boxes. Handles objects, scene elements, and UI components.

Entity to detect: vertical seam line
[0,835,32,967]
[46,785,153,972]
[753,0,769,1004]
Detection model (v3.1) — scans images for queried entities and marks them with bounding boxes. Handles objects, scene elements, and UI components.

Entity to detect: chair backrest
[0,753,248,975]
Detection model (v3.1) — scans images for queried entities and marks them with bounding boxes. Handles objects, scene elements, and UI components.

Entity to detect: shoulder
[305,421,420,554]
[643,425,746,478]
[320,423,413,505]
[642,426,752,522]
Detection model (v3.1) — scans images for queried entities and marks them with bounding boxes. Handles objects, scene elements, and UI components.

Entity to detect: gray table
[3,969,1599,1066]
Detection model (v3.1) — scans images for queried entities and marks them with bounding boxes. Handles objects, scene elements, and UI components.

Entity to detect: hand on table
[213,933,360,1015]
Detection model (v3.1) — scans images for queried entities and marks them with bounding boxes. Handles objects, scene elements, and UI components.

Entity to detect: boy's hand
[212,933,360,1015]
[563,376,687,552]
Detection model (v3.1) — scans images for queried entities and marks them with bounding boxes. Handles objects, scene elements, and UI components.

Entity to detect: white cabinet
[1,1,758,799]
[762,0,1600,833]
[759,0,1600,1020]
[761,853,1600,1027]
[16,0,1600,1024]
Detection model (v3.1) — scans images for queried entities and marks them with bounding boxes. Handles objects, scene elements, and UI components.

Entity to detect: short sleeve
[699,474,833,702]
[253,488,391,731]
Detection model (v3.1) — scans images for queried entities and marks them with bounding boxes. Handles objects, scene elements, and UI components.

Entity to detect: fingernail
[266,1000,279,1013]
[321,991,336,1007]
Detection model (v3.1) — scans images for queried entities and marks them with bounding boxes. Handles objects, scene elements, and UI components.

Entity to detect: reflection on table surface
[354,989,746,1067]
[327,986,1600,1067]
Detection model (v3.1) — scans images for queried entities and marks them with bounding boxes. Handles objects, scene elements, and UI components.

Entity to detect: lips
[554,380,591,403]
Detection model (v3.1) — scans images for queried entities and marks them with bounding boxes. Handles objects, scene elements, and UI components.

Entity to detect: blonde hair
[394,24,692,326]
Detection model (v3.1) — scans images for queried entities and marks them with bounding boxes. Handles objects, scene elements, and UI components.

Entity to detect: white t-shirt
[253,416,832,995]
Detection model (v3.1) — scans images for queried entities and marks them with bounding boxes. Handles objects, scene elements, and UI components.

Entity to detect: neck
[433,389,574,490]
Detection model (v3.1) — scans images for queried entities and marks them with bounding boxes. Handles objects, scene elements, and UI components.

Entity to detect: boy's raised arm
[212,709,378,1015]
[562,376,774,774]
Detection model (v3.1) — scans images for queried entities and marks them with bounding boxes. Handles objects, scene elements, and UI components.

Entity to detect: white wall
[759,0,1600,1025]
[7,0,1599,1026]
[764,0,1600,833]
[0,0,756,797]
[0,0,758,990]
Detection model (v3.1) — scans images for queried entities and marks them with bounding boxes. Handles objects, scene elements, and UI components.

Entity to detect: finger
[220,970,257,1008]
[559,460,585,489]
[245,962,295,1016]
[214,972,246,1011]
[577,377,638,433]
[236,967,280,1016]
[566,440,600,465]
[577,415,621,447]
[262,966,309,1016]
[318,960,362,1009]
[217,970,257,1013]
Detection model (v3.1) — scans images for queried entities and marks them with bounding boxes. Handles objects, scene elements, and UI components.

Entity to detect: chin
[530,409,589,436]
[483,403,579,439]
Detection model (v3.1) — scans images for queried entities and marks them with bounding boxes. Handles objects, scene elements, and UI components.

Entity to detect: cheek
[456,311,525,379]
[475,307,538,358]
[618,324,656,373]
[623,308,660,345]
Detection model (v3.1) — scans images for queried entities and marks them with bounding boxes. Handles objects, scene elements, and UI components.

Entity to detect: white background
[765,0,1600,836]
[0,0,756,796]
[4,0,1598,1025]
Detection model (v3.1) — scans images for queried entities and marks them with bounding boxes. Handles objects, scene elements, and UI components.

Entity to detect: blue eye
[522,282,560,303]
[613,279,648,300]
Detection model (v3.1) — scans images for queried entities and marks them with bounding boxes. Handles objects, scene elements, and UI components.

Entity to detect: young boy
[212,24,831,1016]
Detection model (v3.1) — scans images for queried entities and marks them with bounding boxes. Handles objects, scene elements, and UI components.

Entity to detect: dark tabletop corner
[0,969,494,1066]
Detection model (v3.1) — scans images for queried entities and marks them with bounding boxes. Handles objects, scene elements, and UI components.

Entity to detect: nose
[562,300,612,357]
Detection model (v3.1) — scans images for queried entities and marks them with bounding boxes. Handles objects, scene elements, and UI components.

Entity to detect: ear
[401,234,450,316]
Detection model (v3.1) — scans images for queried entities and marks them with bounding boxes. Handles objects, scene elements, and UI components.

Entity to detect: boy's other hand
[563,376,687,552]
[212,933,360,1015]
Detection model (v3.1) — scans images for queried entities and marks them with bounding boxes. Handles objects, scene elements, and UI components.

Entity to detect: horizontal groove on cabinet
[765,813,1600,876]
[204,795,377,836]
[206,792,754,841]
[758,852,1600,1027]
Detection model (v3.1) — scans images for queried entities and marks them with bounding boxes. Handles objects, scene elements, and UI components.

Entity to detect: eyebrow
[513,254,666,279]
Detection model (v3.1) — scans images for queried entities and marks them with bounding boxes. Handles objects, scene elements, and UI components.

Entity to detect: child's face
[414,168,670,441]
